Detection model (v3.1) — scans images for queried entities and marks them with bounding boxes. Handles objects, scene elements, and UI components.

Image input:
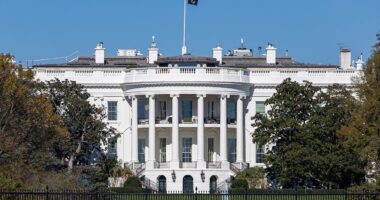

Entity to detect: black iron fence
[0,189,379,200]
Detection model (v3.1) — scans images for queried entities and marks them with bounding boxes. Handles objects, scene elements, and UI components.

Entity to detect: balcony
[124,67,250,84]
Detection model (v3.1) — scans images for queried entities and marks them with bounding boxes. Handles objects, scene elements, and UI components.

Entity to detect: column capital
[196,93,207,98]
[145,94,155,99]
[220,94,230,99]
[238,95,247,100]
[128,95,138,100]
[170,93,180,98]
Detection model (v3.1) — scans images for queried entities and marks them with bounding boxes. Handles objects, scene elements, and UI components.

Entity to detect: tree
[252,78,365,189]
[45,79,116,173]
[235,167,266,189]
[0,54,66,189]
[338,33,380,187]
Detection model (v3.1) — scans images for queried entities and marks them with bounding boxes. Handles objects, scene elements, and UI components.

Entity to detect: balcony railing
[125,67,250,84]
[154,162,170,169]
[206,162,222,169]
[180,162,197,168]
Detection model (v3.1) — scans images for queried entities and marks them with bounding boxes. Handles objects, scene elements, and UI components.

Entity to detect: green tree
[339,33,380,188]
[235,167,266,189]
[252,78,365,189]
[45,79,116,173]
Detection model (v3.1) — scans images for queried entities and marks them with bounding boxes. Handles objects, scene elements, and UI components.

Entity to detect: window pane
[208,138,214,162]
[182,100,193,120]
[228,138,236,163]
[138,100,146,120]
[256,144,265,163]
[138,139,145,163]
[159,138,166,163]
[227,101,236,123]
[182,138,192,162]
[108,137,117,156]
[107,101,118,121]
[256,101,265,115]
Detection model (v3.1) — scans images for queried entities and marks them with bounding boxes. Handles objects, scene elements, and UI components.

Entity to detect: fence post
[145,187,148,200]
[345,189,348,200]
[195,187,198,200]
[45,185,49,200]
[245,188,248,200]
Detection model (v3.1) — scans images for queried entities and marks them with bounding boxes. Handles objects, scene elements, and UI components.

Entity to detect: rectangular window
[207,101,215,120]
[256,101,265,115]
[256,144,265,163]
[138,139,145,163]
[182,100,193,122]
[182,138,192,162]
[227,101,237,124]
[228,138,237,163]
[107,101,118,121]
[138,100,146,120]
[208,138,214,162]
[108,137,117,156]
[159,138,167,163]
[159,101,167,120]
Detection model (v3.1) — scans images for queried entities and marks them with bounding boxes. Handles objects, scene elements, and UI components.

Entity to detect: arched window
[183,175,194,193]
[158,175,167,193]
[210,176,218,193]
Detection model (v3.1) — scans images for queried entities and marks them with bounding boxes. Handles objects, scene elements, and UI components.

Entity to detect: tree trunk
[67,133,85,173]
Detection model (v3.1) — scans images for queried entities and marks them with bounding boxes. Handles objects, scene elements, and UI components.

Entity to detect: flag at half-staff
[188,0,198,6]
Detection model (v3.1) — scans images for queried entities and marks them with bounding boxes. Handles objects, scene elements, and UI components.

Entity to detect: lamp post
[171,170,176,182]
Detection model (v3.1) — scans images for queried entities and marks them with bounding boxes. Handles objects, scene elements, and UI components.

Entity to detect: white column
[131,96,139,163]
[220,95,228,164]
[197,94,206,169]
[147,94,156,168]
[236,96,244,163]
[171,94,180,169]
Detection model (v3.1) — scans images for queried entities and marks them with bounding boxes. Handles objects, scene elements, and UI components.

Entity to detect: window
[207,101,215,120]
[158,176,167,193]
[227,101,236,123]
[138,100,146,120]
[108,137,117,156]
[209,176,217,194]
[208,138,214,162]
[256,101,265,115]
[138,139,145,163]
[107,101,118,121]
[256,144,265,163]
[159,101,167,120]
[159,138,167,163]
[228,138,236,163]
[182,138,192,162]
[182,100,192,121]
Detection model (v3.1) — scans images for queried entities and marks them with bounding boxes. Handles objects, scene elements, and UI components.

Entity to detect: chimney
[356,53,364,70]
[340,48,351,69]
[95,42,105,64]
[213,43,223,65]
[266,43,277,64]
[148,36,159,64]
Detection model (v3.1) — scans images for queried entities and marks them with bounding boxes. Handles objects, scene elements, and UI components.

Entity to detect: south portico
[125,92,248,171]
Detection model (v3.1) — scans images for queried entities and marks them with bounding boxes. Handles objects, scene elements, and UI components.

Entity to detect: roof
[33,55,339,69]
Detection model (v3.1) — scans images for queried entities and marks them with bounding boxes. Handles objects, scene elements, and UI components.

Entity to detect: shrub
[230,179,248,190]
[124,176,142,188]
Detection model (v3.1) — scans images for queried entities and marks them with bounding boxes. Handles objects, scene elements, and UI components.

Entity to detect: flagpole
[182,0,187,55]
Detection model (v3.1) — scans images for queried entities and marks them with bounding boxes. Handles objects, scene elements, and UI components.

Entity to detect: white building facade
[33,41,362,193]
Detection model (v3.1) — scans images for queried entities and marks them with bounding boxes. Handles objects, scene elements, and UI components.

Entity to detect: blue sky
[0,0,379,66]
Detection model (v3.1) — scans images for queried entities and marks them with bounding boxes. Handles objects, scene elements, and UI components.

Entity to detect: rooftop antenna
[241,38,244,48]
[285,49,289,57]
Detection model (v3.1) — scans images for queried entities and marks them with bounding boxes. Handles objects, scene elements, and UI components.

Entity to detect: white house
[33,39,362,193]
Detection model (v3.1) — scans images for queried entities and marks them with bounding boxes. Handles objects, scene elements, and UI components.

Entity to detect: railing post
[45,185,49,200]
